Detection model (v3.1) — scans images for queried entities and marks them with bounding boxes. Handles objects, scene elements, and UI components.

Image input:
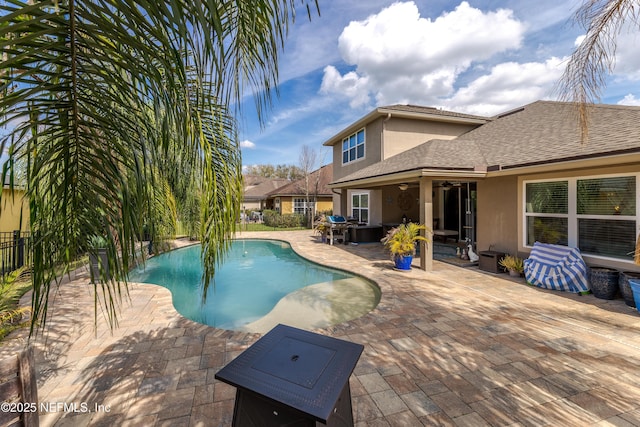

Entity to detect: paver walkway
[2,230,640,426]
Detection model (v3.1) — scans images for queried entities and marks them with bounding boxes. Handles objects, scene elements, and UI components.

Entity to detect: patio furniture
[215,324,363,426]
[478,250,506,274]
[349,225,383,243]
[433,229,458,243]
[325,215,349,245]
[523,242,590,293]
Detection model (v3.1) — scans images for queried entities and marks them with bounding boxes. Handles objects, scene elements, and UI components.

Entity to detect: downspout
[381,113,391,160]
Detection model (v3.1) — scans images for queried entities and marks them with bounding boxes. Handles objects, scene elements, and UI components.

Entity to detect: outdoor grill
[325,215,349,245]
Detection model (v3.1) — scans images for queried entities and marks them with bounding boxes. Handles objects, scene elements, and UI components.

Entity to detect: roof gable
[243,177,291,199]
[268,164,333,197]
[323,104,490,146]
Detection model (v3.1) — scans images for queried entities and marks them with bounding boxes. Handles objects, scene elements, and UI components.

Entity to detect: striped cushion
[523,242,590,293]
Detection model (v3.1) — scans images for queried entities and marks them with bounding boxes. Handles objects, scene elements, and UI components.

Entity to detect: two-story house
[324,101,640,273]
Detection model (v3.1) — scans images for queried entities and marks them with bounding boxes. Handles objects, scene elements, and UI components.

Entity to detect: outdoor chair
[523,241,590,293]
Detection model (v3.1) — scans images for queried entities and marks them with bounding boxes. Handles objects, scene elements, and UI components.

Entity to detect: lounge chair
[523,242,590,293]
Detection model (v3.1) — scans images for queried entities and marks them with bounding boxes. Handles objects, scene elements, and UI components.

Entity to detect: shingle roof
[243,177,291,200]
[461,100,640,169]
[332,101,640,184]
[381,104,490,121]
[323,104,489,146]
[268,164,333,196]
[332,139,484,183]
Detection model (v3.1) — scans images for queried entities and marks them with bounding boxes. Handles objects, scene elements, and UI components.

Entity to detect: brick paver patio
[2,230,640,426]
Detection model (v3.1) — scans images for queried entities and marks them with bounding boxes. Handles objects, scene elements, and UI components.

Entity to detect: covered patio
[330,176,482,271]
[2,230,640,426]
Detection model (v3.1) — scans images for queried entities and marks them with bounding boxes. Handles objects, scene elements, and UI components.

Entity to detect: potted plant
[88,235,110,282]
[381,223,429,270]
[499,255,524,277]
[314,215,328,243]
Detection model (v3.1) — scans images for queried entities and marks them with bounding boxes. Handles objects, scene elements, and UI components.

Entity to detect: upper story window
[342,129,365,165]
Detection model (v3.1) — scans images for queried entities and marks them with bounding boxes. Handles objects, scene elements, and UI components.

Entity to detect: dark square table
[215,324,364,426]
[478,250,506,274]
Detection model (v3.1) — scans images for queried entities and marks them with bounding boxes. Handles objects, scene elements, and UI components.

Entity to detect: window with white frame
[524,175,637,261]
[351,193,369,224]
[342,129,365,164]
[293,198,313,215]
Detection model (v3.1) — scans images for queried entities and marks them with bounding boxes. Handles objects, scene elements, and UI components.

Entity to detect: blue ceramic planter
[629,279,640,313]
[394,255,413,270]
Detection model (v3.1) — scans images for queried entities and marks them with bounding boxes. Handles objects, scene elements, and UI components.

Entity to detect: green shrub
[0,268,31,340]
[263,210,305,228]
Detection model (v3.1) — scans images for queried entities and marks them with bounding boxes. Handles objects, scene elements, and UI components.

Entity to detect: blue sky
[237,0,640,168]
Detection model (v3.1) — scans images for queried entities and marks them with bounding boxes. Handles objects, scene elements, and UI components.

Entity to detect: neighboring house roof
[323,104,490,146]
[332,101,640,186]
[243,177,290,201]
[267,164,333,197]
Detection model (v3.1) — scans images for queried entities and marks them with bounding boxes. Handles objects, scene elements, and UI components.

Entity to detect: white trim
[350,191,370,225]
[341,128,366,165]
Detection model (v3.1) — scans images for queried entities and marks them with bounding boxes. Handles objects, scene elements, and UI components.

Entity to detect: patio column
[339,189,348,217]
[419,178,433,271]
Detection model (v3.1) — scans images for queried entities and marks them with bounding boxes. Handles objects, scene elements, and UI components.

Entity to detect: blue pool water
[128,239,380,330]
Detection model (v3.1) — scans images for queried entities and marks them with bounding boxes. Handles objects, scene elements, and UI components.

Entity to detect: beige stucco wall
[383,118,477,159]
[332,119,383,181]
[331,116,479,182]
[380,187,421,224]
[241,200,262,211]
[0,189,29,233]
[476,176,519,256]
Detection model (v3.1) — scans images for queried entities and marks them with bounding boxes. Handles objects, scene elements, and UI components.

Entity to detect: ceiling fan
[435,181,461,190]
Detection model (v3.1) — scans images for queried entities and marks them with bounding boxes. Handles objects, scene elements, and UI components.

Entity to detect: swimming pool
[128,239,380,332]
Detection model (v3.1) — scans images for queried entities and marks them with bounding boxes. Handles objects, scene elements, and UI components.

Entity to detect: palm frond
[557,0,640,141]
[0,0,319,334]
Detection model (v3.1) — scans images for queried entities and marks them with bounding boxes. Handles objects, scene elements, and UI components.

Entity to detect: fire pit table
[215,324,363,426]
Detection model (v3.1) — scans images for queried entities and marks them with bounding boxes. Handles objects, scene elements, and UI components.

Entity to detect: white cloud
[321,1,526,108]
[444,57,567,115]
[320,66,371,108]
[617,94,640,106]
[612,27,640,81]
[240,140,256,149]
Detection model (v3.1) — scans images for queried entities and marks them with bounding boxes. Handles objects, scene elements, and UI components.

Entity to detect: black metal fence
[0,231,32,276]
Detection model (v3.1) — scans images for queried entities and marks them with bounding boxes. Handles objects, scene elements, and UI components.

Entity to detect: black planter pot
[89,248,110,282]
[589,267,619,300]
[619,271,640,307]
